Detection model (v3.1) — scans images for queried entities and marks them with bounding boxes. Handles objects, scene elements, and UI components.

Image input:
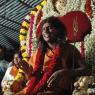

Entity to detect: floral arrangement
[19,0,95,94]
[2,80,14,95]
[19,0,95,72]
[72,76,95,95]
[42,0,87,59]
[42,0,86,19]
[41,0,95,93]
[20,0,95,63]
[42,0,95,65]
[85,16,95,65]
[19,0,46,61]
[19,13,30,62]
[31,10,43,53]
[84,0,95,65]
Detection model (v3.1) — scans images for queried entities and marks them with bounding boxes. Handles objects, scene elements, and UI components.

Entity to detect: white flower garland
[85,15,95,64]
[30,0,95,65]
[83,0,95,64]
[19,0,46,60]
[42,0,95,64]
[42,0,86,51]
[42,0,86,19]
[32,10,42,53]
[26,0,46,55]
[26,28,30,55]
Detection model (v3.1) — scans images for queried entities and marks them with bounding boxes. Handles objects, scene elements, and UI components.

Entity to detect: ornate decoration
[73,16,78,37]
[19,0,47,61]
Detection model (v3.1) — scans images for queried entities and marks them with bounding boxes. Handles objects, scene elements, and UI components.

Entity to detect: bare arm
[47,65,93,88]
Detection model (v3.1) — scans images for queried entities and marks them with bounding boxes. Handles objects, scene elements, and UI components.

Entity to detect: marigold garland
[19,13,30,62]
[19,0,47,62]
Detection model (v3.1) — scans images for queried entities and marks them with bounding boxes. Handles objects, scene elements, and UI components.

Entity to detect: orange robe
[26,44,85,95]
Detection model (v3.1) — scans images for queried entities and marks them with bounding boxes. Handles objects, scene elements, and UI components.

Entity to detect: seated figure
[1,52,25,95]
[15,0,95,94]
[14,13,91,95]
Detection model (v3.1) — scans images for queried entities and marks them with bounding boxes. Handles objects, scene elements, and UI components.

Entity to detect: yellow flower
[14,69,24,81]
[23,57,29,62]
[19,35,26,41]
[20,28,27,34]
[36,5,42,10]
[41,0,47,6]
[21,45,26,51]
[20,40,26,46]
[22,52,28,58]
[22,21,29,28]
[30,11,36,15]
[19,0,47,63]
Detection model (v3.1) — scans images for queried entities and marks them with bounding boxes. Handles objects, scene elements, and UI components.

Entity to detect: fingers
[18,61,28,69]
[18,62,24,70]
[16,60,33,78]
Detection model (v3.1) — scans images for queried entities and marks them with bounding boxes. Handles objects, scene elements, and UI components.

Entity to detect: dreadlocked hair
[38,16,67,50]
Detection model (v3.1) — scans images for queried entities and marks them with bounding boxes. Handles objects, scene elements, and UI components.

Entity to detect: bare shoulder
[61,43,81,57]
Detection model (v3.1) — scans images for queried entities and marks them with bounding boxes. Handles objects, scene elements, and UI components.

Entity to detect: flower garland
[19,0,95,65]
[19,13,30,62]
[85,0,93,18]
[31,10,43,53]
[42,0,86,58]
[42,0,95,65]
[27,44,62,95]
[27,14,35,57]
[85,17,95,64]
[41,0,86,58]
[28,0,46,56]
[19,0,47,62]
[42,0,86,19]
[84,0,95,64]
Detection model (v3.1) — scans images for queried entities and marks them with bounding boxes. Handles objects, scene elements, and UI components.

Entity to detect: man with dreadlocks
[15,13,92,95]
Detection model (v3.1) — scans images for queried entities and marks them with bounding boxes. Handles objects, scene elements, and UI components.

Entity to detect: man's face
[42,22,58,43]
